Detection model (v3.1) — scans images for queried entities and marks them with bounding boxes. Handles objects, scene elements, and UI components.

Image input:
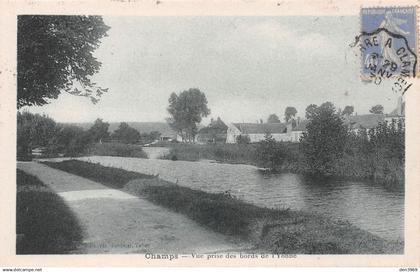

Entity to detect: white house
[226,118,308,144]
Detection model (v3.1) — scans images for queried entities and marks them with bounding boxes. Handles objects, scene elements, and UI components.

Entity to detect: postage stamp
[356,7,418,83]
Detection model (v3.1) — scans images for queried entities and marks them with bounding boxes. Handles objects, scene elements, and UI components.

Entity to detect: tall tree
[301,102,348,175]
[17,15,110,108]
[111,122,141,144]
[305,104,318,120]
[369,104,384,114]
[342,105,354,116]
[88,118,109,143]
[267,114,280,123]
[54,125,91,156]
[284,107,297,122]
[167,88,210,142]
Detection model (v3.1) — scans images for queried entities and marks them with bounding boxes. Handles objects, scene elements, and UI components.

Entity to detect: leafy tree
[305,104,318,120]
[256,133,289,170]
[300,102,348,175]
[54,125,91,156]
[368,119,405,161]
[17,111,59,159]
[149,131,162,140]
[369,104,384,114]
[140,131,161,144]
[166,88,210,142]
[88,118,109,143]
[267,114,280,123]
[17,15,110,108]
[342,105,354,116]
[111,122,141,144]
[284,107,297,122]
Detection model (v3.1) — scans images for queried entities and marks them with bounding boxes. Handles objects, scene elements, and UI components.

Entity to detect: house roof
[232,123,287,134]
[199,119,228,135]
[347,114,385,129]
[199,126,227,135]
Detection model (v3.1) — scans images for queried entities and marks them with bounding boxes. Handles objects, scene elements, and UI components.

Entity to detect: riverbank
[87,142,148,158]
[42,159,403,254]
[16,169,83,254]
[160,143,261,165]
[160,143,404,187]
[19,162,244,253]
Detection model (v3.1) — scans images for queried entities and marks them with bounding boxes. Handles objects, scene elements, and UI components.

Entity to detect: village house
[345,114,385,131]
[345,96,405,132]
[196,117,228,144]
[225,97,404,144]
[226,118,309,144]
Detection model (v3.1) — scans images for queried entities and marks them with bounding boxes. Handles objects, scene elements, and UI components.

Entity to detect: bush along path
[41,160,403,254]
[17,162,249,254]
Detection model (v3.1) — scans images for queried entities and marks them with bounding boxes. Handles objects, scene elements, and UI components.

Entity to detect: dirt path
[17,162,248,254]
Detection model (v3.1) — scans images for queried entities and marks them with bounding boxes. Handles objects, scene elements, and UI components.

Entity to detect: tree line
[17,112,160,159]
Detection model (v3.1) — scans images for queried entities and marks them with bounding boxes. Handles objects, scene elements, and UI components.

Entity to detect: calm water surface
[78,154,404,241]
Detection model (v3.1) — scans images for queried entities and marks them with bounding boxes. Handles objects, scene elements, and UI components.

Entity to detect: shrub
[256,134,289,170]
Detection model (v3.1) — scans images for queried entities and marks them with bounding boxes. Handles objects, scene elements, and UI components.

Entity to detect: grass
[16,169,83,254]
[42,160,403,254]
[87,142,148,158]
[161,143,260,165]
[42,159,153,189]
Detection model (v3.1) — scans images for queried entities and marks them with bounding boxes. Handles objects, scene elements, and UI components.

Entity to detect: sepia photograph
[1,1,416,267]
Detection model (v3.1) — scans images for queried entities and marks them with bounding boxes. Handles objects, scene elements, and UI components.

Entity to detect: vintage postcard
[0,0,419,269]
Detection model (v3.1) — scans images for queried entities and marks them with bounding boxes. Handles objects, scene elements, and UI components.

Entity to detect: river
[77,153,404,241]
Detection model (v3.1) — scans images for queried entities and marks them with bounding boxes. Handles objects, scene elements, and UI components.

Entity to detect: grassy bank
[16,169,83,254]
[161,143,403,187]
[87,142,148,158]
[42,160,403,254]
[161,143,261,165]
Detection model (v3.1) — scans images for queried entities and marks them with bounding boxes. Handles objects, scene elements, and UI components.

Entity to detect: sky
[25,16,402,124]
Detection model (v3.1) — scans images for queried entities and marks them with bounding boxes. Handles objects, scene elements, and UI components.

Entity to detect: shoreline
[158,143,404,189]
[41,159,403,254]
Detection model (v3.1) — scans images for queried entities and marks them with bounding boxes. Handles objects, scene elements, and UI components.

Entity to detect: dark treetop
[17,16,110,108]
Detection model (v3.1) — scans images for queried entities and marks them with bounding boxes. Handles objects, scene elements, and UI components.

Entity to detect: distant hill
[62,122,178,137]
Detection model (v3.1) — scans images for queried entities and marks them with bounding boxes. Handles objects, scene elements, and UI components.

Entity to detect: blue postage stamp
[358,7,418,79]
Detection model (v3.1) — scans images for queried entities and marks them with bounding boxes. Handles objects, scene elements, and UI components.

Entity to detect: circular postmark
[350,7,418,95]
